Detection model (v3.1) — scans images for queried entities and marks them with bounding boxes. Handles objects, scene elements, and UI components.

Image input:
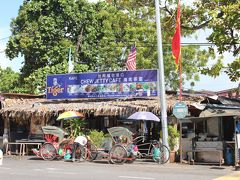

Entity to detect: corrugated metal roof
[201,96,240,106]
[200,109,240,118]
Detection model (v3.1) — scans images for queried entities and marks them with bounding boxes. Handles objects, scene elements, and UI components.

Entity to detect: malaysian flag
[126,45,136,70]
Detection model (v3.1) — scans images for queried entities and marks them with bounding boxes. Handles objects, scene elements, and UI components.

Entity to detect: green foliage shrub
[63,118,86,138]
[87,130,105,148]
[168,125,180,151]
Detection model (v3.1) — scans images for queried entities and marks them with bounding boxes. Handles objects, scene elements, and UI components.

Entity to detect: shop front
[180,109,240,166]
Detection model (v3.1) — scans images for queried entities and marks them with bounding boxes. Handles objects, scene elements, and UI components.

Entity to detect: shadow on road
[28,157,44,161]
[210,167,226,170]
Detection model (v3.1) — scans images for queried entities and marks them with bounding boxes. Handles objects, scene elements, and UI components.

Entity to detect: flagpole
[179,56,183,101]
[68,47,73,73]
[155,0,169,149]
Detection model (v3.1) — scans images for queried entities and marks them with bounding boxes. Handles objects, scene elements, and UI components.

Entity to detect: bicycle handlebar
[133,136,160,144]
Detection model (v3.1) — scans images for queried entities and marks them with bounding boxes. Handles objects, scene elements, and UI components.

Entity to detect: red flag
[172,0,181,65]
[126,45,136,70]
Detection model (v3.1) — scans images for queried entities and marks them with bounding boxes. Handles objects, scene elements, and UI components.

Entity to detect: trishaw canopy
[107,127,133,143]
[41,126,68,142]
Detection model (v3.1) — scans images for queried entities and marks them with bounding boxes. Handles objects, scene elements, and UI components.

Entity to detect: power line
[0,37,237,53]
[0,43,216,54]
[1,34,238,47]
[0,35,237,46]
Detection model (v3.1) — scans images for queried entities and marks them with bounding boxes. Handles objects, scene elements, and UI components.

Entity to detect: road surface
[0,156,239,180]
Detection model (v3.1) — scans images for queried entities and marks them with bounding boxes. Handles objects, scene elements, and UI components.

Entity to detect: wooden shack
[180,96,240,166]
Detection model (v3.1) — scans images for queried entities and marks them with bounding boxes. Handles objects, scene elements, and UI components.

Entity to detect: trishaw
[90,127,138,164]
[32,126,74,160]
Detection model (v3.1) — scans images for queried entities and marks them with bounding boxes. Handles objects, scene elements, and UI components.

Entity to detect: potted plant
[168,125,180,163]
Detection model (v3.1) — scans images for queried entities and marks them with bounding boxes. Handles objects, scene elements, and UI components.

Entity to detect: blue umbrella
[127,111,160,122]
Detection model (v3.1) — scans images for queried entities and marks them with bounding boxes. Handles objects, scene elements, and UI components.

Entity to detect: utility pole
[155,0,169,149]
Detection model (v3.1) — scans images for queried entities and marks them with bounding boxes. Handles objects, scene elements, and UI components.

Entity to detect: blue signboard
[46,69,158,99]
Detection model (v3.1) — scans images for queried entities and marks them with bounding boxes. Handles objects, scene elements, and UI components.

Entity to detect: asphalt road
[0,156,239,180]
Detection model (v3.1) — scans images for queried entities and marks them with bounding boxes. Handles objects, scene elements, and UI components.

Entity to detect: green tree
[104,0,212,89]
[23,61,88,94]
[0,67,20,93]
[7,0,231,92]
[6,0,89,78]
[167,0,240,81]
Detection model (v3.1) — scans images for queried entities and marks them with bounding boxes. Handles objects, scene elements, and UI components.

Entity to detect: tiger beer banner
[46,69,158,99]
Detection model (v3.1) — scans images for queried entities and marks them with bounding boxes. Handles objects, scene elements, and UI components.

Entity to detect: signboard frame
[46,69,158,100]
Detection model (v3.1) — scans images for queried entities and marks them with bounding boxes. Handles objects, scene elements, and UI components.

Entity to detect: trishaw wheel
[109,145,127,164]
[158,145,170,164]
[75,146,85,162]
[152,145,170,164]
[58,140,74,160]
[40,143,57,161]
[126,153,136,164]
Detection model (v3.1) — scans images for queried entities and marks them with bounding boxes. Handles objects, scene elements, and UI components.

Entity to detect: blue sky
[0,1,238,91]
[0,1,23,71]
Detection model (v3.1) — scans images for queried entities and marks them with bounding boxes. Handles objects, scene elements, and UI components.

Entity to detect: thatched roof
[0,94,204,121]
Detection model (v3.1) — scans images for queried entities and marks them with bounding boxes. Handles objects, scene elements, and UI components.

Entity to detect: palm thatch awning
[0,95,204,123]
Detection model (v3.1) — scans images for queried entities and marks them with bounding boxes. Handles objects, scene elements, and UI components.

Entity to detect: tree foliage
[202,0,240,81]
[23,61,88,94]
[4,0,239,94]
[169,0,239,81]
[0,67,20,93]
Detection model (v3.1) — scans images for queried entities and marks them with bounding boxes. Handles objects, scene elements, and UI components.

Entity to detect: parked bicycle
[133,135,170,164]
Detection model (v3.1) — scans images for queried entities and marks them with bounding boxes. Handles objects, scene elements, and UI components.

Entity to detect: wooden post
[60,120,63,128]
[3,115,9,148]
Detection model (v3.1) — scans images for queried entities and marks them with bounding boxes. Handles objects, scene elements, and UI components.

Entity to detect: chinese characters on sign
[46,69,158,99]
